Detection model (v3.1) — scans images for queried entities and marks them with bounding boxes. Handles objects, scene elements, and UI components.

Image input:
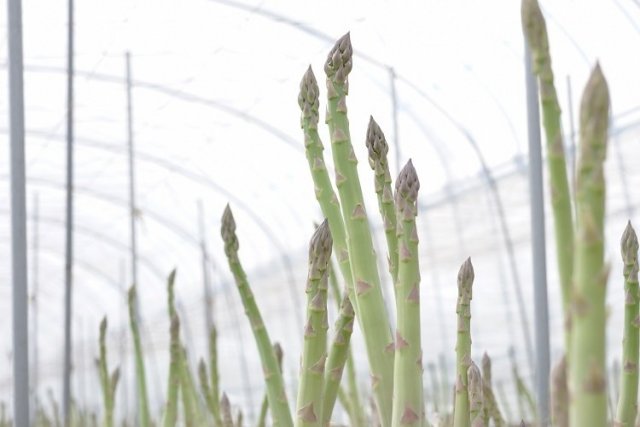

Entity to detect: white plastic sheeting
[1,0,640,422]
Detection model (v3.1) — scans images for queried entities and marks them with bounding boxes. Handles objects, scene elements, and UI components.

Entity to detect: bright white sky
[1,0,640,418]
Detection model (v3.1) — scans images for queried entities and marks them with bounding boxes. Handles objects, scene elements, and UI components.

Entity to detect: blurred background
[2,0,640,423]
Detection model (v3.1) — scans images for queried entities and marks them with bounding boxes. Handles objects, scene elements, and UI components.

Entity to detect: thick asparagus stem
[521,0,575,354]
[296,220,332,427]
[391,160,424,426]
[221,206,293,427]
[454,258,474,427]
[568,64,610,427]
[615,222,640,426]
[322,295,355,424]
[299,67,355,305]
[162,315,181,427]
[127,286,150,427]
[480,353,504,427]
[324,32,394,426]
[550,355,568,427]
[467,362,484,427]
[366,117,399,285]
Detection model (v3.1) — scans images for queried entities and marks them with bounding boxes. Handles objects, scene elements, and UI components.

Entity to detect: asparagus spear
[615,222,640,426]
[322,295,355,424]
[521,0,575,354]
[467,362,484,427]
[162,315,181,427]
[221,393,234,427]
[299,67,355,306]
[97,317,118,427]
[480,353,504,427]
[324,32,394,426]
[453,258,474,427]
[209,327,223,426]
[221,206,293,427]
[257,343,284,427]
[568,64,610,427]
[391,160,424,426]
[296,220,332,426]
[366,117,399,285]
[550,355,568,427]
[127,286,151,427]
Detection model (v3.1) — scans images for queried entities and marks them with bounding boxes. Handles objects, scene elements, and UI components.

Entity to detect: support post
[525,41,550,426]
[388,66,401,174]
[7,0,30,423]
[62,0,75,423]
[31,193,40,418]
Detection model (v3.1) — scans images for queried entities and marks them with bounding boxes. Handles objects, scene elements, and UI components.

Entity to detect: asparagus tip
[221,204,239,258]
[458,257,475,284]
[170,314,180,335]
[299,66,319,119]
[621,220,639,266]
[580,62,610,134]
[396,159,420,203]
[324,32,353,83]
[521,0,545,45]
[100,316,107,334]
[308,219,333,277]
[366,116,389,167]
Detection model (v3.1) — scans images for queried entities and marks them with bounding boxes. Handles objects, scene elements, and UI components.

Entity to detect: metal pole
[525,42,550,426]
[388,66,401,175]
[31,193,39,418]
[7,0,30,422]
[197,200,214,333]
[125,50,143,416]
[62,0,75,422]
[119,259,129,422]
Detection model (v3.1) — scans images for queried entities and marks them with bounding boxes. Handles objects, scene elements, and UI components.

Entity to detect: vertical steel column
[7,0,30,423]
[31,193,40,418]
[525,42,550,426]
[62,0,75,423]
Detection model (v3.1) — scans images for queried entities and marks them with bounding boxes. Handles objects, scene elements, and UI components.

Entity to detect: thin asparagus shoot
[453,258,474,427]
[221,205,293,427]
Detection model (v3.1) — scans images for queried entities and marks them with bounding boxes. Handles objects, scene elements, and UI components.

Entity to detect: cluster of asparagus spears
[5,0,638,426]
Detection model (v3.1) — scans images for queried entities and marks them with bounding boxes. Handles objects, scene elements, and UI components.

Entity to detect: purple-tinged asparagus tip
[580,62,610,142]
[458,257,475,285]
[221,204,239,258]
[298,66,320,124]
[621,220,639,266]
[308,219,333,280]
[396,159,420,203]
[324,32,353,83]
[366,116,389,170]
[100,316,107,335]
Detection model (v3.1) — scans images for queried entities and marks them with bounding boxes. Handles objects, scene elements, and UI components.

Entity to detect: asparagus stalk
[391,160,424,426]
[324,32,394,426]
[257,343,284,427]
[480,353,504,427]
[568,64,610,427]
[322,295,355,424]
[299,67,355,305]
[296,220,332,426]
[453,258,474,427]
[221,393,234,427]
[236,410,244,427]
[97,317,118,427]
[127,286,151,427]
[221,206,293,427]
[615,222,640,426]
[327,260,365,427]
[550,355,568,427]
[521,0,575,354]
[467,362,484,427]
[366,117,399,285]
[162,315,181,427]
[208,327,223,426]
[198,359,216,422]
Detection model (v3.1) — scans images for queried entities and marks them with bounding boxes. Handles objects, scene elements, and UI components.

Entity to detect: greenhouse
[2,0,640,426]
